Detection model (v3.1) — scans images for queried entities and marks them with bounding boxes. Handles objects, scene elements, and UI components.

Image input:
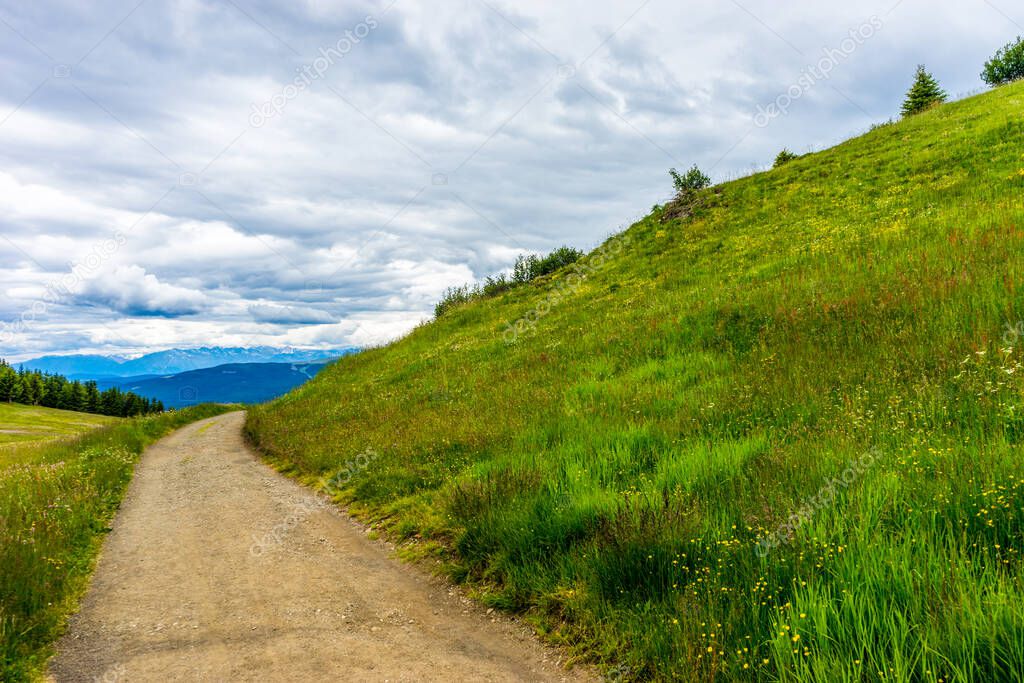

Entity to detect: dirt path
[51,412,593,682]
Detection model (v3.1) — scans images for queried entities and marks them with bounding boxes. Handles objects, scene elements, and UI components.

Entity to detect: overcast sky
[0,0,1018,361]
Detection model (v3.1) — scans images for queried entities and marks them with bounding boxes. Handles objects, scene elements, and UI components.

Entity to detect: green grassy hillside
[248,82,1024,681]
[0,404,116,451]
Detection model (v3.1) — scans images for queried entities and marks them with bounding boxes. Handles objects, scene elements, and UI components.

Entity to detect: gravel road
[50,412,593,682]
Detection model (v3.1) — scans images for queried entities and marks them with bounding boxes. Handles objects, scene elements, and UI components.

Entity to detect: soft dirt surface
[51,412,594,682]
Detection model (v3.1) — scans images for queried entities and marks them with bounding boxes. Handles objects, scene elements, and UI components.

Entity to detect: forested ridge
[0,360,163,417]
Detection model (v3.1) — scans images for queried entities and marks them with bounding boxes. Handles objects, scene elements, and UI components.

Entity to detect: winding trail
[51,412,592,682]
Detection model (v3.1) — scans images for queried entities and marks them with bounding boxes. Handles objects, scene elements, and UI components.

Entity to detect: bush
[513,247,585,285]
[435,247,586,318]
[669,165,711,197]
[532,247,585,280]
[982,36,1024,86]
[774,149,799,168]
[482,273,515,298]
[663,166,713,222]
[901,65,947,117]
[434,285,477,318]
[512,254,534,285]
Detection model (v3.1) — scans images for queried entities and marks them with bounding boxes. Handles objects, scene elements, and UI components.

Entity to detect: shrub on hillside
[669,165,712,198]
[663,165,713,222]
[434,284,477,318]
[482,273,514,298]
[901,65,947,117]
[513,247,585,284]
[982,36,1024,86]
[774,149,799,168]
[434,246,586,318]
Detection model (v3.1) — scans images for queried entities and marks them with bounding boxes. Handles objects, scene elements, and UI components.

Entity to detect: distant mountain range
[19,347,354,379]
[94,361,333,409]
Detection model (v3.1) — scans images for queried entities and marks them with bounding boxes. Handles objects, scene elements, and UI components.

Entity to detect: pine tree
[10,377,26,404]
[100,388,122,416]
[901,65,947,117]
[0,366,14,403]
[84,381,101,413]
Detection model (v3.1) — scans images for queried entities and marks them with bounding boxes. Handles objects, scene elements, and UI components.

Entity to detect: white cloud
[76,266,208,317]
[248,303,336,325]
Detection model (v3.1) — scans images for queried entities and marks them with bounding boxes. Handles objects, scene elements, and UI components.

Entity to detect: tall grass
[248,82,1024,680]
[0,405,234,681]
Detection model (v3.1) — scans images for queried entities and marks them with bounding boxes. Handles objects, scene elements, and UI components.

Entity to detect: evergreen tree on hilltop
[901,65,947,117]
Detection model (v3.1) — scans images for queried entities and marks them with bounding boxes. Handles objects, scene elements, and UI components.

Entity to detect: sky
[0,0,1019,361]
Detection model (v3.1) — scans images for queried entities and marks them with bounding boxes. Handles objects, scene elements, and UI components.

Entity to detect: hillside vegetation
[0,405,234,680]
[247,82,1024,681]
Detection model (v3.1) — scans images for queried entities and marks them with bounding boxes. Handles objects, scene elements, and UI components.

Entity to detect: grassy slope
[248,83,1024,681]
[0,405,235,681]
[0,404,117,450]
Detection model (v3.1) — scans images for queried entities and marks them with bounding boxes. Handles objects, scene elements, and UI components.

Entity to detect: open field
[0,403,117,450]
[248,81,1024,681]
[0,404,236,681]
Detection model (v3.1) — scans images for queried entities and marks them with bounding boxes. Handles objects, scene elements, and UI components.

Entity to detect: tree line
[0,360,164,417]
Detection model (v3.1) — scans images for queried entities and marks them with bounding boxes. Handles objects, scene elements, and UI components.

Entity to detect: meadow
[0,404,117,450]
[247,81,1024,681]
[0,404,234,681]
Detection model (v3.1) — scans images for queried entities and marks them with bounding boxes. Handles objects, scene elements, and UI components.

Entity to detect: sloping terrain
[247,82,1024,681]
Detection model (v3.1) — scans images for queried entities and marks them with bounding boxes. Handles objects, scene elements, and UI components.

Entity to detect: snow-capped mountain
[20,347,355,379]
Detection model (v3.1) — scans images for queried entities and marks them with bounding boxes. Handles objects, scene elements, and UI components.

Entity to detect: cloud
[248,303,336,325]
[76,266,208,317]
[0,0,1016,359]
